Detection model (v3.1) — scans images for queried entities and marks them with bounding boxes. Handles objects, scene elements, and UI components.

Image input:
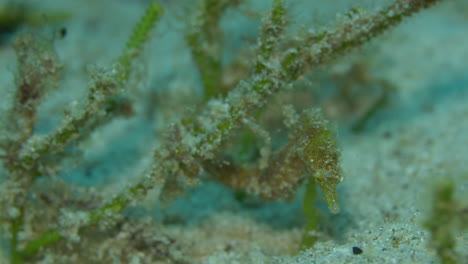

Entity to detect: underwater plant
[0,0,447,263]
[425,181,467,264]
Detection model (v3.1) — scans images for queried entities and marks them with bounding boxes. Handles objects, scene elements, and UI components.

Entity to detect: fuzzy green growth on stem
[16,179,154,263]
[117,2,163,82]
[299,178,320,251]
[16,3,162,177]
[186,30,221,100]
[186,0,241,100]
[254,0,286,82]
[88,179,151,224]
[16,230,61,262]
